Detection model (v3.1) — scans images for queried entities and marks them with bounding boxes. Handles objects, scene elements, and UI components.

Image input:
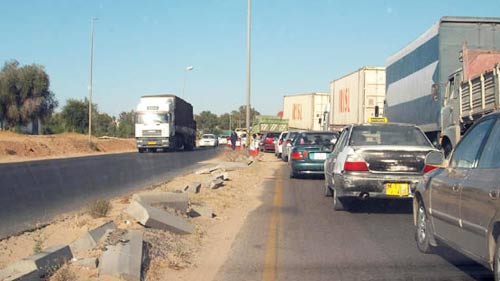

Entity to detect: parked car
[324,122,439,211]
[218,135,229,145]
[199,134,218,147]
[281,131,299,162]
[414,111,500,276]
[259,132,280,152]
[289,131,339,178]
[274,131,288,158]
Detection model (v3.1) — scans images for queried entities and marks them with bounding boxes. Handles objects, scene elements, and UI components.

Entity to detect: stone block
[189,204,214,218]
[184,182,202,194]
[24,245,73,275]
[70,221,116,253]
[0,260,38,281]
[195,165,219,175]
[132,192,188,213]
[99,230,143,281]
[213,172,229,181]
[209,178,224,189]
[73,257,98,269]
[125,201,194,234]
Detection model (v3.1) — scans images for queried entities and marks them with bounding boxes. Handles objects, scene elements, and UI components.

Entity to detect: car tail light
[423,165,438,173]
[291,151,303,160]
[302,150,309,158]
[343,154,369,171]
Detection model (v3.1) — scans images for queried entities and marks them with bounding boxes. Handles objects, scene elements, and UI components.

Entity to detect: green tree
[117,111,135,138]
[43,113,65,134]
[94,112,116,137]
[0,60,58,130]
[60,98,96,133]
[195,111,219,135]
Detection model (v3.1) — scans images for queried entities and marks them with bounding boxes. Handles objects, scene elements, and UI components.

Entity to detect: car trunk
[298,145,332,162]
[353,146,434,173]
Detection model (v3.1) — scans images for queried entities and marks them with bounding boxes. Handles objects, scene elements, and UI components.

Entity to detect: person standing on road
[230,130,237,150]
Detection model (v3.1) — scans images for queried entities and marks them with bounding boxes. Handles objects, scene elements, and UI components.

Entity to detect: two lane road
[215,164,492,281]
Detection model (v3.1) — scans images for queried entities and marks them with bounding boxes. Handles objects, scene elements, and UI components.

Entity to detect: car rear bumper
[291,161,325,174]
[263,144,275,151]
[333,172,423,198]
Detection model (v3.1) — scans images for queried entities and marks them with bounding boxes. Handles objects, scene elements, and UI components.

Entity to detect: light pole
[246,0,252,135]
[88,17,98,146]
[182,65,194,97]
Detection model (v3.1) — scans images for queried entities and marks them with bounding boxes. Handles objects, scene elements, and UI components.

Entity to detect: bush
[88,199,111,218]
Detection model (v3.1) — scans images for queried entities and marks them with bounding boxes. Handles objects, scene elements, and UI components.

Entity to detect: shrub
[88,199,111,218]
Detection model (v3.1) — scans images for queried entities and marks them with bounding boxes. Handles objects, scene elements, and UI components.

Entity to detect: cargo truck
[385,16,500,155]
[441,46,500,156]
[135,95,196,153]
[329,66,386,130]
[251,115,289,134]
[283,93,329,131]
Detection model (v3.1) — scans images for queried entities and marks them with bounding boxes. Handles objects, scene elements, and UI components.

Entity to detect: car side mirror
[425,151,445,167]
[330,138,337,145]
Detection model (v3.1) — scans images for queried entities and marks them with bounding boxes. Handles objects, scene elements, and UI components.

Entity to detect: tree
[43,113,65,134]
[229,105,260,129]
[60,98,96,133]
[117,111,135,138]
[0,60,58,130]
[94,112,116,137]
[195,111,219,135]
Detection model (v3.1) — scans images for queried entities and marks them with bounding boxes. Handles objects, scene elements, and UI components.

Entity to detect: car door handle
[489,190,498,200]
[452,185,460,192]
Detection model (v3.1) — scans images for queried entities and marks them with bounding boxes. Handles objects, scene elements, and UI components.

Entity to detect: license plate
[385,183,409,196]
[311,153,326,160]
[147,141,157,145]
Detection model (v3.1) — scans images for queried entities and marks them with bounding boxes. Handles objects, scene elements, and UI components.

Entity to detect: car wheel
[495,235,500,281]
[333,190,345,211]
[416,201,433,254]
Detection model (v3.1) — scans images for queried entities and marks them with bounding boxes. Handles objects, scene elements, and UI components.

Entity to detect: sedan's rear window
[294,132,338,146]
[202,135,215,139]
[350,125,431,147]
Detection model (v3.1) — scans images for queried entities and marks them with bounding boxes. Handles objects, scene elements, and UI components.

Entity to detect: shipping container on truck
[283,93,329,131]
[385,16,500,149]
[329,66,386,130]
[135,94,196,153]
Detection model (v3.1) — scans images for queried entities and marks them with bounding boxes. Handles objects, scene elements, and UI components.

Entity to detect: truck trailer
[283,92,329,131]
[385,16,500,153]
[135,95,196,152]
[329,66,386,130]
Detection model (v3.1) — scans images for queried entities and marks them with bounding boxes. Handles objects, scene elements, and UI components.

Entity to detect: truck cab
[135,97,174,152]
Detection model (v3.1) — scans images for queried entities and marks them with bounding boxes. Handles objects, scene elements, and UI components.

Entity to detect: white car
[218,135,229,145]
[199,134,218,147]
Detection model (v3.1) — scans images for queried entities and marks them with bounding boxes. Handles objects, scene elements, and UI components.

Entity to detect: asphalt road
[0,147,220,239]
[214,163,493,281]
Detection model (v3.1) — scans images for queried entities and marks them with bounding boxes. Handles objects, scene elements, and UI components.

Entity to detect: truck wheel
[415,201,434,254]
[138,148,145,153]
[184,140,194,151]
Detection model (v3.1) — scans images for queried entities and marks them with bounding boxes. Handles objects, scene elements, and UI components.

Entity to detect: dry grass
[88,199,111,218]
[49,264,77,281]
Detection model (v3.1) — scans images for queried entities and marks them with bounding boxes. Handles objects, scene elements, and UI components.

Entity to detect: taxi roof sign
[368,117,388,123]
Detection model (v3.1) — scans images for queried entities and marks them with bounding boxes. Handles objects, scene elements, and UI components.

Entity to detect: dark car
[324,122,439,211]
[289,131,339,178]
[414,112,500,277]
[259,132,280,152]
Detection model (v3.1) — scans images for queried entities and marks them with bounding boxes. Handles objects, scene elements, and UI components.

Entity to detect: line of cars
[263,112,500,279]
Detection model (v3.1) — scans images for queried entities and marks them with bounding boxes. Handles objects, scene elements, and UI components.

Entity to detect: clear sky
[1,0,499,116]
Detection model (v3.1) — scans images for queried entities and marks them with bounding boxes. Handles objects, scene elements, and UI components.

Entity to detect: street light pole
[88,17,98,146]
[182,66,194,97]
[245,0,251,135]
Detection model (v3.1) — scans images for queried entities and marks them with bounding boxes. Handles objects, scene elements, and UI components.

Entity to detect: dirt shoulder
[0,131,136,163]
[0,149,282,281]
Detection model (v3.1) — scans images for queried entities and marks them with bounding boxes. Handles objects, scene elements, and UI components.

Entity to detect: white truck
[135,95,196,153]
[282,92,329,131]
[329,66,386,130]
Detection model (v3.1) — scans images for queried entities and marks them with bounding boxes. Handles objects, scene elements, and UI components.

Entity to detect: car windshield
[350,125,431,147]
[135,112,169,124]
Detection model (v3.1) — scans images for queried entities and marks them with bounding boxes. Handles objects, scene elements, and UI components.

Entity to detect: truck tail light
[291,151,304,160]
[423,165,438,173]
[343,154,369,171]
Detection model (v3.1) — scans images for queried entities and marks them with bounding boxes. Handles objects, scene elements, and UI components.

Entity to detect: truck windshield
[136,112,169,124]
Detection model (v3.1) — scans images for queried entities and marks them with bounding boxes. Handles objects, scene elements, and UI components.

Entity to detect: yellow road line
[263,167,283,281]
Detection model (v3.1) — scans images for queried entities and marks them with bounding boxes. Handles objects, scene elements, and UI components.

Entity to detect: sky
[1,0,500,117]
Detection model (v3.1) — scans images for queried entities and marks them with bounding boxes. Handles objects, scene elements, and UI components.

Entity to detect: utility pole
[245,0,251,137]
[88,17,97,146]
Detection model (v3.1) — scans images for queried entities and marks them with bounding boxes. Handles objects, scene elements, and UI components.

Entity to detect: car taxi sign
[368,117,388,123]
